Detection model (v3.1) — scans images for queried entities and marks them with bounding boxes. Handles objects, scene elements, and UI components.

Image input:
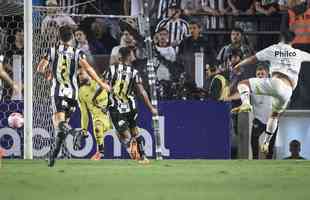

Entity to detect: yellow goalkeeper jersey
[79,80,109,131]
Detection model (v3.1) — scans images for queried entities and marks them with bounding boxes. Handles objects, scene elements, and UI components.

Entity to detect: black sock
[59,121,72,134]
[135,135,145,158]
[98,144,104,154]
[52,132,66,159]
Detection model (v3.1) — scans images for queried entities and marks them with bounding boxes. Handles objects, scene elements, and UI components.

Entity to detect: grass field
[0,159,310,200]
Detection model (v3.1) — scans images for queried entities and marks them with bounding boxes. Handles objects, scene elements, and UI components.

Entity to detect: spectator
[155,2,190,51]
[255,0,279,16]
[207,65,230,101]
[228,0,255,15]
[88,21,109,55]
[110,30,138,65]
[281,0,310,108]
[178,20,216,83]
[74,29,94,65]
[157,0,180,21]
[217,27,253,71]
[279,0,289,11]
[41,0,77,34]
[284,140,306,160]
[155,28,176,81]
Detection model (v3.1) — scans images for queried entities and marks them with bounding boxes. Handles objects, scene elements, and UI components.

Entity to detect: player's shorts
[109,107,138,133]
[51,96,79,118]
[92,110,112,133]
[249,77,293,113]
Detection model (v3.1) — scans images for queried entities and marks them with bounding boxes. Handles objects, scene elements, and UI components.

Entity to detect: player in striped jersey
[101,46,158,164]
[37,25,110,167]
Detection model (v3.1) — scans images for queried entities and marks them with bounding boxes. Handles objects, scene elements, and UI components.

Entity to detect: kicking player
[78,68,112,160]
[101,46,158,164]
[231,31,310,153]
[226,64,278,159]
[37,25,110,167]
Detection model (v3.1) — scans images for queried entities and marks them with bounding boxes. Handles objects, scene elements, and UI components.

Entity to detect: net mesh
[0,5,24,158]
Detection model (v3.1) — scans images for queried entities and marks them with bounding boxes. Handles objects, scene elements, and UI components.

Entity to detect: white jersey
[255,42,310,89]
[251,94,272,124]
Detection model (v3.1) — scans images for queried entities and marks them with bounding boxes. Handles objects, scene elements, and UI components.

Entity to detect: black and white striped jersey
[45,45,84,100]
[157,0,178,20]
[155,18,190,46]
[105,64,142,113]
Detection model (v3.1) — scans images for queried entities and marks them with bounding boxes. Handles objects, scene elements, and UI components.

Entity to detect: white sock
[237,84,251,105]
[264,117,278,143]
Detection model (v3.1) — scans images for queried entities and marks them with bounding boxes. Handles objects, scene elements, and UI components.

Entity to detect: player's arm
[79,58,110,91]
[233,55,257,71]
[136,83,158,116]
[0,55,20,92]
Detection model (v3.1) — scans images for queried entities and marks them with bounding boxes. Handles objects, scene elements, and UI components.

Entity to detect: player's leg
[250,118,266,159]
[91,113,111,160]
[265,126,278,159]
[48,111,66,167]
[261,78,293,153]
[231,79,252,113]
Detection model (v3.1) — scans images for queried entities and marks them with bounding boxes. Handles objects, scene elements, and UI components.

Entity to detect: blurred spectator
[201,0,229,30]
[228,0,256,15]
[157,0,180,21]
[279,0,289,11]
[281,0,310,108]
[255,0,279,16]
[284,140,306,159]
[207,65,230,101]
[217,27,253,70]
[74,29,94,65]
[110,30,138,65]
[41,0,77,34]
[178,20,216,82]
[88,21,110,55]
[154,28,176,81]
[155,2,190,50]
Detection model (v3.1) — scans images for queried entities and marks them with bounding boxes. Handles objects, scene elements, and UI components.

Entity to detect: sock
[59,121,72,134]
[237,84,251,105]
[135,134,145,158]
[264,118,278,144]
[120,136,131,153]
[52,129,66,159]
[98,144,104,154]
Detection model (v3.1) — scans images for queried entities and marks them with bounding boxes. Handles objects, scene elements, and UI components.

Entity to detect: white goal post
[24,0,33,159]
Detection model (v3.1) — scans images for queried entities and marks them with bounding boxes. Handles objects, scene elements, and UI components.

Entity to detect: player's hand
[151,107,158,116]
[100,82,111,92]
[13,82,22,95]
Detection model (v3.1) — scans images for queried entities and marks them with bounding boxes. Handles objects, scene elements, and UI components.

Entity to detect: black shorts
[52,96,78,119]
[109,108,138,133]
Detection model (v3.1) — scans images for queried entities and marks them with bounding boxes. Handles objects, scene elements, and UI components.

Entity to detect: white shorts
[249,77,293,113]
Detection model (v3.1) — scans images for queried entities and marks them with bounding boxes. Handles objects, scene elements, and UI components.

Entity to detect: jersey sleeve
[301,51,310,62]
[255,45,273,61]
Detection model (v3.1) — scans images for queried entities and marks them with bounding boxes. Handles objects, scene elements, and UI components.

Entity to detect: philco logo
[275,51,296,57]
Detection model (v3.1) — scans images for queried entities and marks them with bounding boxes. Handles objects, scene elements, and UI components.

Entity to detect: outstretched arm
[233,55,258,71]
[136,83,158,116]
[79,58,110,91]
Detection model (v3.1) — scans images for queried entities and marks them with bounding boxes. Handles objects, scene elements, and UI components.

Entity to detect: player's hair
[231,27,244,35]
[256,64,269,72]
[119,46,132,63]
[59,25,73,43]
[280,31,295,43]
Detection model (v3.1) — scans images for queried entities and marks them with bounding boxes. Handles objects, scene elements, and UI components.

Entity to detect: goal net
[0,0,24,158]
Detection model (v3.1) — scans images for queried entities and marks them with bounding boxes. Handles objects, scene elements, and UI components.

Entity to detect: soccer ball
[8,112,24,129]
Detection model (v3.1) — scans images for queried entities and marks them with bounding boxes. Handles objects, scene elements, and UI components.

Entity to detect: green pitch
[1,160,310,200]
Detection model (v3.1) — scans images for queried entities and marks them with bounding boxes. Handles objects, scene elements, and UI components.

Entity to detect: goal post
[24,0,33,159]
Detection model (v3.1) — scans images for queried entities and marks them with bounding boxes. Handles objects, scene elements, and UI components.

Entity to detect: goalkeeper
[78,68,112,160]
